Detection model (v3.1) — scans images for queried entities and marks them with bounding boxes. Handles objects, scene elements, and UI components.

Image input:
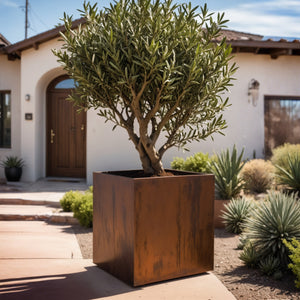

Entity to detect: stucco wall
[0,55,21,178]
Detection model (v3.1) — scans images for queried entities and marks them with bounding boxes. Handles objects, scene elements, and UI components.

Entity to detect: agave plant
[0,156,25,168]
[239,241,259,268]
[243,191,300,268]
[222,197,254,234]
[275,154,300,192]
[258,255,280,276]
[211,145,244,199]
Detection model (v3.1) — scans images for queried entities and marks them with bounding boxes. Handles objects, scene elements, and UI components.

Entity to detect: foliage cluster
[238,191,300,279]
[275,154,300,193]
[60,188,93,227]
[0,156,25,168]
[221,197,253,234]
[54,0,237,175]
[171,152,212,173]
[211,145,244,199]
[284,238,300,288]
[241,159,274,193]
[271,143,300,174]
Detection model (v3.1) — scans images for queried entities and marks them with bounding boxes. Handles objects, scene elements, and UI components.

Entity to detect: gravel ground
[73,226,299,299]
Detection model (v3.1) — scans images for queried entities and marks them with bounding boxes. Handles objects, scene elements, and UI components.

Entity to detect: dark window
[264,96,300,157]
[0,91,11,148]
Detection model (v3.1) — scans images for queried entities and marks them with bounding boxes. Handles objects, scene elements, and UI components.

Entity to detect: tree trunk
[137,143,164,176]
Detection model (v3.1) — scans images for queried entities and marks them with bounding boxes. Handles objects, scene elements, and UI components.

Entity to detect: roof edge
[1,18,86,56]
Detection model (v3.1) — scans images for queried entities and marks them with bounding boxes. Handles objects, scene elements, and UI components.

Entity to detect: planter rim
[94,169,214,181]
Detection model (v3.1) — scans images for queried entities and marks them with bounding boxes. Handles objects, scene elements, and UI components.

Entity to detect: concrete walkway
[0,179,236,299]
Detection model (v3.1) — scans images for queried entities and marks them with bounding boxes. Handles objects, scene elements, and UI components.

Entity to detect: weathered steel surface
[93,170,214,286]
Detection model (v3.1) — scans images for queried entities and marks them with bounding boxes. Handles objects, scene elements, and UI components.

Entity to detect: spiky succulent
[275,154,300,192]
[259,255,280,276]
[239,241,259,268]
[244,191,300,268]
[222,197,254,234]
[211,145,244,199]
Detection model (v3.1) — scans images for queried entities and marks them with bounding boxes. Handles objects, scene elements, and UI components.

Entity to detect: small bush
[275,154,300,192]
[60,190,82,212]
[171,152,212,173]
[271,143,300,176]
[211,145,244,199]
[71,191,93,228]
[241,159,274,193]
[284,238,300,289]
[60,188,93,227]
[221,197,254,234]
[243,191,300,269]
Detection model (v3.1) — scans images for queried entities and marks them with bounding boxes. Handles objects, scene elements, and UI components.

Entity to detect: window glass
[54,79,76,89]
[0,91,11,148]
[264,97,300,157]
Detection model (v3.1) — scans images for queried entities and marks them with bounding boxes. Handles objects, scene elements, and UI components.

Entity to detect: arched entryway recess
[46,75,86,178]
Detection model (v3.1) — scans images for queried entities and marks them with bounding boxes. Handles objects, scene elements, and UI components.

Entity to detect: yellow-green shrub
[171,152,212,173]
[241,159,274,193]
[60,190,81,212]
[60,188,93,228]
[271,143,300,175]
[284,238,300,289]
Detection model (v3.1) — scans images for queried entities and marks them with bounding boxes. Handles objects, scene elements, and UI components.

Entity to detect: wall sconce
[248,79,260,106]
[25,94,30,101]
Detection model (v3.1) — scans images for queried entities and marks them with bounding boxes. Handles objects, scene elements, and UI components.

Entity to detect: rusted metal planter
[93,170,214,286]
[214,199,230,228]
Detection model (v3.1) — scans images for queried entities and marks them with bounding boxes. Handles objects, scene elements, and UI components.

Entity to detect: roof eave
[2,17,86,58]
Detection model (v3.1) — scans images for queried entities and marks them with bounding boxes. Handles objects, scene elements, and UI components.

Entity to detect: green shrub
[275,154,300,192]
[60,188,93,227]
[241,159,274,193]
[171,157,186,171]
[211,145,244,199]
[221,197,254,234]
[171,152,212,173]
[71,191,93,228]
[271,143,300,176]
[284,238,300,289]
[60,190,82,212]
[243,191,300,269]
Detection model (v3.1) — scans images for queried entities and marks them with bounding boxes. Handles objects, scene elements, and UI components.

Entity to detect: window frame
[0,90,11,149]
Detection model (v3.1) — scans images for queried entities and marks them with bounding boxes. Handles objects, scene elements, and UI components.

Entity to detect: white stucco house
[1,18,300,184]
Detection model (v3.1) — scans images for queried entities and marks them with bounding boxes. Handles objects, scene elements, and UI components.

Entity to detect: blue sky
[0,0,300,44]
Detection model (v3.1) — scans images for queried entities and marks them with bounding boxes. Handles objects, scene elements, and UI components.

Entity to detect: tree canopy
[53,0,237,175]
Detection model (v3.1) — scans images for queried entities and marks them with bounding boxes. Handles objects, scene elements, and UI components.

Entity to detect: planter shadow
[93,169,214,286]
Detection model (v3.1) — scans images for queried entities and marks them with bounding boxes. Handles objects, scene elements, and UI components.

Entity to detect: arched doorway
[46,75,86,178]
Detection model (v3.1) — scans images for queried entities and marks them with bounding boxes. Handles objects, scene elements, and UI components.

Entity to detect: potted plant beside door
[0,156,25,182]
[54,0,237,286]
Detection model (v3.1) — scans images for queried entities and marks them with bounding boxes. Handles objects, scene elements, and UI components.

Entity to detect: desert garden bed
[73,225,299,299]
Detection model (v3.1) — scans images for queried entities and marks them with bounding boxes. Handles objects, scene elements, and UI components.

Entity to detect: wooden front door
[46,76,86,178]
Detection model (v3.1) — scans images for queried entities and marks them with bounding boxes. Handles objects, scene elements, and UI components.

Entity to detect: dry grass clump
[241,159,274,193]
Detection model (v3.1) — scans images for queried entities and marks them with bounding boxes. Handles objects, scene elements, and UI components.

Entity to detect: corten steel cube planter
[93,170,214,286]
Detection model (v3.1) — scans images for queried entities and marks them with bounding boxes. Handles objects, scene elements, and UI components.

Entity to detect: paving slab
[0,259,235,300]
[0,178,89,204]
[0,221,82,259]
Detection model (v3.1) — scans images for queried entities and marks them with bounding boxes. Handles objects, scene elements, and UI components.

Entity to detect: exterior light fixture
[25,94,30,101]
[248,79,260,106]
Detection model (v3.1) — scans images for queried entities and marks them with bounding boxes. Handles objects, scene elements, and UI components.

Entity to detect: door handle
[50,129,55,144]
[81,124,85,131]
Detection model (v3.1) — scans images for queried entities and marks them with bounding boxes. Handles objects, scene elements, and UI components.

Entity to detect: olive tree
[53,0,237,175]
